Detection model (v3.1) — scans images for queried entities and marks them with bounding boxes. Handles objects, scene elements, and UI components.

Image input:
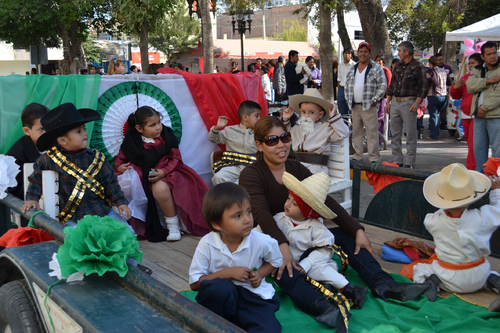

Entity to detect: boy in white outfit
[208,101,261,185]
[403,163,500,310]
[273,171,367,309]
[282,88,349,174]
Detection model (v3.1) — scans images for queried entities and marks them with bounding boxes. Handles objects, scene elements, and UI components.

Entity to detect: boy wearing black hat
[21,103,132,226]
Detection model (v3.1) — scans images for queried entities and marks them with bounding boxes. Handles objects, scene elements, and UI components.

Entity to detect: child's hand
[117,204,131,219]
[282,107,294,121]
[226,267,251,282]
[148,169,166,183]
[215,116,228,131]
[296,265,306,274]
[21,200,40,213]
[117,163,132,174]
[329,104,337,118]
[249,270,263,288]
[490,175,500,190]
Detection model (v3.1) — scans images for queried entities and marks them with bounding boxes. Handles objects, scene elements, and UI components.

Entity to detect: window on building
[354,30,364,40]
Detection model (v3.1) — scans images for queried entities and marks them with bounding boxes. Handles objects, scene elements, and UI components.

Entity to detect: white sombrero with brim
[289,88,333,121]
[282,171,337,219]
[423,163,491,209]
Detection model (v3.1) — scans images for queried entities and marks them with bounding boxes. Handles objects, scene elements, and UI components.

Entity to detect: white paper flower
[48,252,85,282]
[0,155,20,199]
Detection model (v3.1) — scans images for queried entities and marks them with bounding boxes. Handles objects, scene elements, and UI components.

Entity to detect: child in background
[275,171,368,309]
[7,103,49,200]
[208,101,261,185]
[260,66,272,105]
[114,106,209,242]
[282,88,349,174]
[21,103,132,228]
[189,183,283,333]
[401,163,500,301]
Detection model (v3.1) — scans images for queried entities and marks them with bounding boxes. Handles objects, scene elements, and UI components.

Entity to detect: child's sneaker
[164,216,181,242]
[486,274,500,294]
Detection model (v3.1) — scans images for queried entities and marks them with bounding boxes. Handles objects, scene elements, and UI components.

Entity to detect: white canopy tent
[446,14,500,42]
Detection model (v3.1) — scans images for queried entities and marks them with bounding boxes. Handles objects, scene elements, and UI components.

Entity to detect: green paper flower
[57,215,143,278]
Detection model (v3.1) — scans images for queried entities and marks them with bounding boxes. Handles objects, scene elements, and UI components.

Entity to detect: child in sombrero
[273,171,368,309]
[401,163,500,299]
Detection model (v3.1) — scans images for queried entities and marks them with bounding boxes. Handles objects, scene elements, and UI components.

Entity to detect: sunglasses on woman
[260,132,291,146]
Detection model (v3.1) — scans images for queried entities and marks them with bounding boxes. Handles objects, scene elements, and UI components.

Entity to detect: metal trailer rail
[349,160,500,258]
[0,194,245,333]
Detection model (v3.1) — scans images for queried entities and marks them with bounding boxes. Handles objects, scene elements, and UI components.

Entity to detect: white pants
[212,165,246,185]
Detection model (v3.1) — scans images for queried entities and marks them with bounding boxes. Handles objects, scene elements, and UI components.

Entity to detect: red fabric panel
[158,68,268,130]
[365,161,404,193]
[0,227,55,248]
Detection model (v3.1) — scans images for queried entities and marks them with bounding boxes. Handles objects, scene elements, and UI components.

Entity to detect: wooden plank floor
[140,223,500,308]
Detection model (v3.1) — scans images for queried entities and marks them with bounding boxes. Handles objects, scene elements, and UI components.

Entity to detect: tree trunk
[336,4,352,51]
[200,0,213,74]
[139,19,149,73]
[353,0,392,63]
[444,0,468,69]
[60,26,72,75]
[319,1,333,102]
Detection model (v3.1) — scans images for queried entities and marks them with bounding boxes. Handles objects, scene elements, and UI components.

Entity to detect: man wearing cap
[285,50,307,97]
[385,41,428,169]
[345,42,386,163]
[337,49,356,116]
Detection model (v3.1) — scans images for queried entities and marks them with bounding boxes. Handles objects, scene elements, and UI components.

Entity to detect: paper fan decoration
[56,215,144,278]
[483,157,500,177]
[91,81,182,164]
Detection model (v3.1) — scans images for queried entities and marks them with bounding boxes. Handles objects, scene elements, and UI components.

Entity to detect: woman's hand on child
[490,175,500,190]
[249,271,263,288]
[148,169,166,183]
[354,229,376,257]
[281,107,294,122]
[117,163,132,174]
[273,243,299,280]
[215,116,229,131]
[21,200,40,213]
[118,204,132,219]
[226,267,251,282]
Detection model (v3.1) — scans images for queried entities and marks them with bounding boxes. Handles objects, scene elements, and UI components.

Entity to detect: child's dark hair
[202,183,251,231]
[237,100,262,121]
[260,66,268,74]
[21,103,49,128]
[127,106,161,130]
[469,53,484,65]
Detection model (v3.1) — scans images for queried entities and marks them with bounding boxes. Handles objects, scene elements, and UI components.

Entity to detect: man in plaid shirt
[385,42,428,169]
[345,42,387,163]
[22,103,131,224]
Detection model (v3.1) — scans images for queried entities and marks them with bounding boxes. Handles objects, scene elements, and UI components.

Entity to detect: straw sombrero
[289,88,333,121]
[423,163,491,209]
[282,171,337,219]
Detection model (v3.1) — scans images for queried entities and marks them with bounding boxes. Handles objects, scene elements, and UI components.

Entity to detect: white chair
[22,163,59,220]
[327,137,352,213]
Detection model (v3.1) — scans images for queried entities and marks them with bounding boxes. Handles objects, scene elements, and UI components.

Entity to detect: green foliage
[82,33,105,64]
[385,0,417,46]
[462,0,500,27]
[149,2,202,61]
[274,18,307,42]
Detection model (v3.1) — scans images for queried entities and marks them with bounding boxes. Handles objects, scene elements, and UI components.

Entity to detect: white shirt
[337,59,356,87]
[353,67,366,103]
[189,230,282,299]
[261,74,272,101]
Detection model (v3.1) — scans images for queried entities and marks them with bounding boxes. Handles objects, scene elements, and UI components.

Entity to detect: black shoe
[404,165,415,169]
[342,284,368,309]
[489,296,500,312]
[487,274,500,294]
[372,280,435,302]
[397,163,403,167]
[423,274,440,302]
[313,298,341,328]
[418,127,424,140]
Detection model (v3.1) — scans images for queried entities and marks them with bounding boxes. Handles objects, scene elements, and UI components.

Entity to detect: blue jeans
[473,117,500,173]
[196,278,281,333]
[337,87,349,116]
[427,96,447,139]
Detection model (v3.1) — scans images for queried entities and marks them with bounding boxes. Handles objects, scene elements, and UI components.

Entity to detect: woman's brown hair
[107,59,123,75]
[254,116,287,159]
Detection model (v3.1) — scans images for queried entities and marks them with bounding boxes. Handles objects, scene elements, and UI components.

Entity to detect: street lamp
[231,10,254,72]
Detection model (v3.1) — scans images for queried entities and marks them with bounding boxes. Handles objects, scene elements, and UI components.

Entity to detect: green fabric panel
[180,266,500,333]
[0,74,101,154]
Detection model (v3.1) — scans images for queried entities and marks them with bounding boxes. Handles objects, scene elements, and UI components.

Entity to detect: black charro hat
[37,103,100,151]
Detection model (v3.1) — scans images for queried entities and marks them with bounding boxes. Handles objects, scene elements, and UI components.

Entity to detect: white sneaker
[167,228,181,241]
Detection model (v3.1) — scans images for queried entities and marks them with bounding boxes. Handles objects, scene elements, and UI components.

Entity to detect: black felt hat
[37,103,100,151]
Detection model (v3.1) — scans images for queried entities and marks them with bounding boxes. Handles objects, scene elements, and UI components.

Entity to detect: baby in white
[295,62,311,84]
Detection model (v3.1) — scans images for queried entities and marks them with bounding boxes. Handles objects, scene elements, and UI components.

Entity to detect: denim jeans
[337,87,349,116]
[473,117,500,173]
[427,96,447,139]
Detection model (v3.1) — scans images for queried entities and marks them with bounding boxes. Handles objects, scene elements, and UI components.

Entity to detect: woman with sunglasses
[240,116,436,327]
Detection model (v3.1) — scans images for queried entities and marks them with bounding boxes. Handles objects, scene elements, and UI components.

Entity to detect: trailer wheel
[0,280,43,333]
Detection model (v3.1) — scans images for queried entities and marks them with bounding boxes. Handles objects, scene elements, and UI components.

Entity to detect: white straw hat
[282,171,337,219]
[289,88,333,121]
[423,163,491,209]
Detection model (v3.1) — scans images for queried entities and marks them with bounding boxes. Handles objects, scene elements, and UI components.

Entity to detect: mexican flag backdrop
[0,72,267,183]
